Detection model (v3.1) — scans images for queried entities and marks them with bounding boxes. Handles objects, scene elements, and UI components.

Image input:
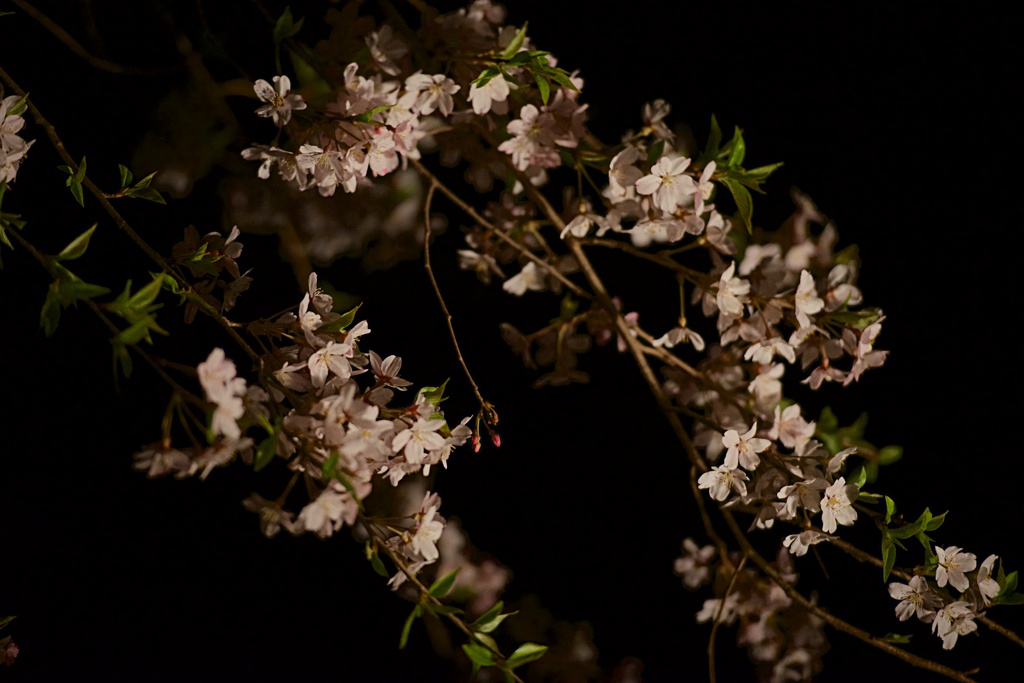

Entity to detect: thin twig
[10,0,182,76]
[409,158,592,301]
[708,552,747,683]
[0,67,260,363]
[422,181,496,424]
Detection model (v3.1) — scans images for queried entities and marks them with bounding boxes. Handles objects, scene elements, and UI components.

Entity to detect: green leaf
[470,65,502,89]
[881,533,896,581]
[61,279,110,302]
[69,179,84,207]
[125,185,166,204]
[129,273,165,309]
[118,164,133,189]
[462,643,497,669]
[75,156,88,182]
[500,22,528,60]
[5,93,28,117]
[119,317,157,346]
[719,177,753,233]
[273,6,304,42]
[0,616,16,630]
[884,496,896,524]
[878,445,903,466]
[254,436,276,472]
[924,511,947,531]
[365,542,389,577]
[696,114,723,169]
[1002,570,1019,596]
[399,607,418,649]
[471,601,506,632]
[319,302,363,334]
[995,592,1024,606]
[55,223,99,261]
[418,378,450,406]
[534,73,551,105]
[646,139,665,165]
[428,567,461,598]
[112,339,133,379]
[726,126,746,167]
[352,105,393,124]
[848,464,867,489]
[40,282,62,337]
[829,308,884,328]
[322,449,339,481]
[817,406,838,432]
[506,642,549,669]
[881,632,913,644]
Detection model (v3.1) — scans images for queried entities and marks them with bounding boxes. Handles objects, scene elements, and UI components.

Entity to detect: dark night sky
[1,2,1020,682]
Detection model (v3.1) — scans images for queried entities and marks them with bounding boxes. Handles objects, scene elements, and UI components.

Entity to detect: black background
[1,1,1020,681]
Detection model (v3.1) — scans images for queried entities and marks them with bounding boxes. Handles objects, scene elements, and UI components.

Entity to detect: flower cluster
[135,271,473,587]
[0,93,33,184]
[887,549,1001,649]
[682,543,828,683]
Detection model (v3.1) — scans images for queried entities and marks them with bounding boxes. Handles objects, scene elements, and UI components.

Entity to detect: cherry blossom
[820,477,858,533]
[635,156,696,213]
[888,575,940,622]
[935,546,977,593]
[722,422,771,471]
[254,75,306,126]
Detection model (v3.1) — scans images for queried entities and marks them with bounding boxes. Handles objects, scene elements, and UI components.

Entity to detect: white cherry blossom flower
[673,538,716,589]
[769,404,816,451]
[794,270,824,328]
[935,546,977,593]
[888,575,941,622]
[932,602,976,650]
[716,262,750,317]
[503,261,546,296]
[820,477,858,533]
[468,75,511,115]
[977,554,1000,605]
[698,465,749,501]
[783,530,827,557]
[254,75,306,126]
[722,422,771,471]
[635,156,696,213]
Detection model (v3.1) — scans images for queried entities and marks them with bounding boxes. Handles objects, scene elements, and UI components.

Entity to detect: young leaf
[506,642,549,669]
[318,302,363,334]
[366,544,388,578]
[418,378,450,405]
[428,567,461,598]
[0,616,16,630]
[55,224,98,261]
[462,643,497,671]
[500,23,528,60]
[534,73,551,105]
[878,445,903,466]
[273,6,304,42]
[881,532,896,581]
[40,282,62,337]
[118,164,133,189]
[726,126,746,167]
[253,436,276,472]
[719,177,753,232]
[399,607,418,649]
[884,496,896,524]
[881,633,913,644]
